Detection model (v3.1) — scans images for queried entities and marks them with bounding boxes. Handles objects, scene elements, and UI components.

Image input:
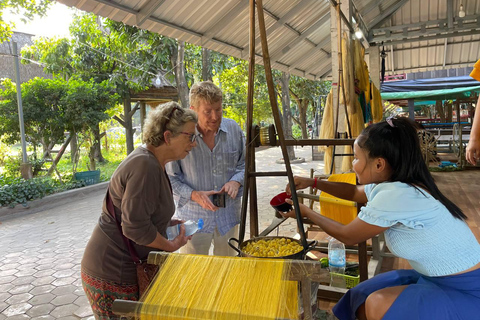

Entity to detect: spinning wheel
[418,130,438,166]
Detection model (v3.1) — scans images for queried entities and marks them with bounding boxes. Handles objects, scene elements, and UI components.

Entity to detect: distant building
[0,31,51,83]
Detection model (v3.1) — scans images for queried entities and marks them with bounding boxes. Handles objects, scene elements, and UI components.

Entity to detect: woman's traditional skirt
[333,268,480,320]
[81,269,138,320]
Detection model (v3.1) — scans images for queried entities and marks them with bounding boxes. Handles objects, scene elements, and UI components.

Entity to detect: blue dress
[332,182,480,319]
[333,268,480,320]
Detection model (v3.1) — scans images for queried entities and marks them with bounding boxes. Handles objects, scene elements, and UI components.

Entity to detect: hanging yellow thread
[319,89,335,174]
[319,173,357,225]
[139,254,299,320]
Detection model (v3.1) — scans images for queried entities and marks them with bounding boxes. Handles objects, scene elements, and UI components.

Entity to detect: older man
[166,81,245,255]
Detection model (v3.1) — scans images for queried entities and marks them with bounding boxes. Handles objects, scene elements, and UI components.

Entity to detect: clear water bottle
[166,219,204,240]
[328,237,346,288]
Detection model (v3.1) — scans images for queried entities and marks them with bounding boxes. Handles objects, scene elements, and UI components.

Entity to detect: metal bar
[12,41,28,165]
[370,27,480,46]
[367,0,409,30]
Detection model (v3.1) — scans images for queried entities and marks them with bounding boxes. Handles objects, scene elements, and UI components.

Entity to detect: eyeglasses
[179,132,197,142]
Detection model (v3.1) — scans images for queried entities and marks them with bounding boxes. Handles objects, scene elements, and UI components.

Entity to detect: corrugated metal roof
[57,0,480,80]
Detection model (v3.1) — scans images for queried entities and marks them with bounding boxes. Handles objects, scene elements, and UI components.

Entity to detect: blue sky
[3,2,75,38]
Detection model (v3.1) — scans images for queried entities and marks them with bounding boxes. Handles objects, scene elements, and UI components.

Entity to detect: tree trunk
[445,101,453,122]
[202,47,212,81]
[290,89,310,140]
[92,124,105,163]
[174,41,189,108]
[279,72,295,160]
[70,132,77,163]
[124,95,134,155]
[299,99,309,139]
[88,144,96,171]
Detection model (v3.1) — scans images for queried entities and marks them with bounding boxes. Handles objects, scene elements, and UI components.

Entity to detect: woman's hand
[466,138,480,165]
[170,224,191,250]
[285,176,314,195]
[278,198,309,219]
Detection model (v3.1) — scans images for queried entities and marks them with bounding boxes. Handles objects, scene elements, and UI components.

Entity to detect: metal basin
[228,236,317,260]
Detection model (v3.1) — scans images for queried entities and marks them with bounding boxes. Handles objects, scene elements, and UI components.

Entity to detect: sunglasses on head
[165,106,181,127]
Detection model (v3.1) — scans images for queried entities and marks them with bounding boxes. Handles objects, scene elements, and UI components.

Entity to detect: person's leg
[333,269,421,320]
[213,225,239,256]
[81,269,138,320]
[363,285,408,320]
[180,232,213,255]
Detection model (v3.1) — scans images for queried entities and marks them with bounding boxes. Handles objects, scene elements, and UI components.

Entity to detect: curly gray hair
[143,101,197,147]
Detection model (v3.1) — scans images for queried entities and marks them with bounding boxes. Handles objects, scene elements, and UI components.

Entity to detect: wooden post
[256,0,308,251]
[239,0,257,243]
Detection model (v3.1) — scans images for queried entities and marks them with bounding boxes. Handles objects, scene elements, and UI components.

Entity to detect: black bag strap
[105,188,141,264]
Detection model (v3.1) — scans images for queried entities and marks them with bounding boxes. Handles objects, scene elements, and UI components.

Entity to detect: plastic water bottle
[328,237,346,288]
[166,219,204,240]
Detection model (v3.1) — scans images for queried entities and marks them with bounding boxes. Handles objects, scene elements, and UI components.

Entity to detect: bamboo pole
[255,0,308,251]
[239,0,257,243]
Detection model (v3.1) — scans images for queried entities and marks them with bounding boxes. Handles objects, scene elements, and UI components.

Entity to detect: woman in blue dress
[284,117,480,320]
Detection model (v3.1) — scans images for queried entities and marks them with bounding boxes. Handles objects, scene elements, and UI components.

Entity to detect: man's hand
[191,190,220,211]
[220,181,241,199]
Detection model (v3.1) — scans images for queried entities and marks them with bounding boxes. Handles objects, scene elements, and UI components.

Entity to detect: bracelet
[313,177,317,189]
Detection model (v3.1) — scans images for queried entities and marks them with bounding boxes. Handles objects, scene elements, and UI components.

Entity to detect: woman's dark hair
[356,117,466,220]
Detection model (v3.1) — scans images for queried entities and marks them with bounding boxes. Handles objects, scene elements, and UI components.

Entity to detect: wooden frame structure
[237,0,368,305]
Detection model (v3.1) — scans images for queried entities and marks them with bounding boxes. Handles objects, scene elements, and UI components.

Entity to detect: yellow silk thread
[319,172,357,225]
[139,254,299,320]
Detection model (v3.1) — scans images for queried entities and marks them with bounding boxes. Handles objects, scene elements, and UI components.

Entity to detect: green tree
[219,59,273,129]
[0,0,52,42]
[289,76,330,139]
[0,77,118,172]
[22,14,189,155]
[0,78,66,157]
[61,78,118,170]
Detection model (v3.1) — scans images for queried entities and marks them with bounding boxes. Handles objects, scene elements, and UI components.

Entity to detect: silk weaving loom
[112,252,331,320]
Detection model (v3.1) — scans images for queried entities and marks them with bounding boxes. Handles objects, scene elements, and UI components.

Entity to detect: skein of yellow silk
[139,254,299,320]
[320,90,335,174]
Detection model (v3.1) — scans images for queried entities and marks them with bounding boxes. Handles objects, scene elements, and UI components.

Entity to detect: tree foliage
[219,59,274,129]
[0,0,52,42]
[0,77,118,159]
[0,77,66,152]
